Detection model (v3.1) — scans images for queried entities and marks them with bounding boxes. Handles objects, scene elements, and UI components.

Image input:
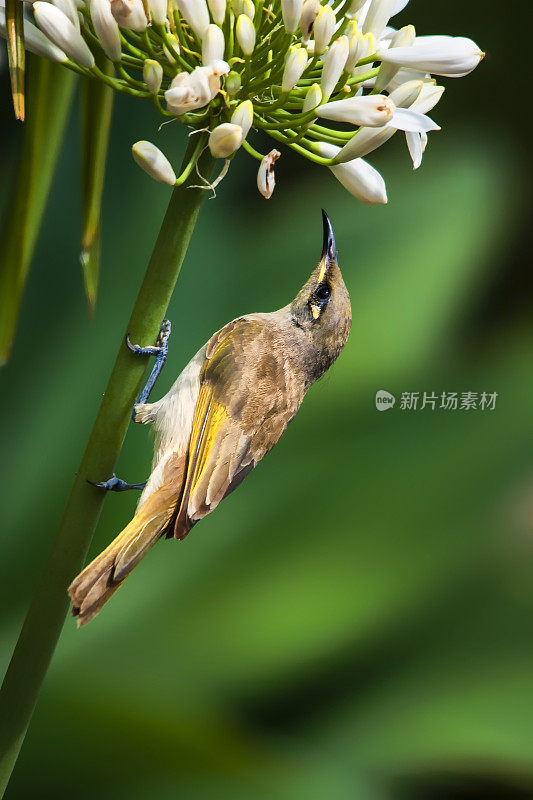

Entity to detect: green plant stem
[0,142,215,798]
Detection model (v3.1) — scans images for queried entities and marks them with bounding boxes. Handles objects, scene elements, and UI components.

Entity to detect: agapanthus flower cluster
[1,0,484,202]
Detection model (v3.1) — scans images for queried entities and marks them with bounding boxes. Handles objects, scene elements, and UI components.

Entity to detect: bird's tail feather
[68,496,174,627]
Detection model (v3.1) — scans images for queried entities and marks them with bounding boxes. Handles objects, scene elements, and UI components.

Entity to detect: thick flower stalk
[2,0,484,204]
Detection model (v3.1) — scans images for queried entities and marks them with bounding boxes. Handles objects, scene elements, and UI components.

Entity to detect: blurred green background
[1,2,532,798]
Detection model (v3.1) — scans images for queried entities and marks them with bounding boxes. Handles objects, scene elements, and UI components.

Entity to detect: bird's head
[290,210,352,380]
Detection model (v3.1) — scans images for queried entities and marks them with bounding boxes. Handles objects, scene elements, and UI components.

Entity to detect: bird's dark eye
[315,284,331,302]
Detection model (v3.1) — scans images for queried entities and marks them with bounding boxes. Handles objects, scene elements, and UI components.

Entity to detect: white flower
[33,1,95,67]
[403,81,444,167]
[257,149,280,198]
[317,141,387,204]
[110,0,147,31]
[202,24,225,66]
[320,35,349,100]
[231,0,255,18]
[313,5,335,55]
[319,86,439,133]
[165,61,228,115]
[51,0,80,31]
[143,59,163,93]
[334,79,424,162]
[299,0,319,43]
[282,47,308,93]
[406,130,426,169]
[0,7,67,62]
[362,0,396,39]
[318,94,395,127]
[132,141,176,185]
[350,31,375,79]
[209,123,243,157]
[345,0,368,21]
[231,100,253,137]
[374,23,415,92]
[282,0,303,34]
[149,0,167,25]
[377,35,485,77]
[90,0,121,62]
[303,82,322,112]
[10,0,483,200]
[236,13,255,55]
[177,0,209,38]
[207,0,225,24]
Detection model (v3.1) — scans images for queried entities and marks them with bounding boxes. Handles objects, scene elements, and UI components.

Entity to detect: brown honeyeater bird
[69,211,351,625]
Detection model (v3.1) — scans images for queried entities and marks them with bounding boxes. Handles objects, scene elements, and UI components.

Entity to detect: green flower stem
[174,132,208,185]
[310,122,353,140]
[266,128,336,164]
[242,139,265,160]
[0,143,215,797]
[345,66,380,86]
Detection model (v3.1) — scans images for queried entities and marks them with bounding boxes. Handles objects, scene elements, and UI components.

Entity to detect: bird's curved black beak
[321,209,338,266]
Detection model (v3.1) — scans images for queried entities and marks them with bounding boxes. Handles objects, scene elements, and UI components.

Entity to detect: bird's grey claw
[126,319,171,357]
[87,474,146,492]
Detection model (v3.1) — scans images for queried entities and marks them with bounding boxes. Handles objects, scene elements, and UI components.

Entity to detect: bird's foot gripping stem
[88,474,147,492]
[126,318,171,420]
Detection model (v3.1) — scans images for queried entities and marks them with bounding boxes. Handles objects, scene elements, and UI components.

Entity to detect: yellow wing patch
[173,385,230,538]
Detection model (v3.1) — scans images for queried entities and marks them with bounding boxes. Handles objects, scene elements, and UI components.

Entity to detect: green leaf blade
[0,56,76,365]
[6,0,25,121]
[80,59,114,314]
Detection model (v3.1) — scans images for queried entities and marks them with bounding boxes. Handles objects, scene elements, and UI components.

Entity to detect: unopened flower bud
[90,0,121,62]
[345,28,364,72]
[202,23,225,65]
[209,122,243,157]
[226,70,241,95]
[316,141,388,205]
[374,24,415,92]
[236,13,255,55]
[132,141,176,185]
[318,94,394,127]
[0,9,67,61]
[377,35,485,78]
[231,0,254,18]
[33,1,95,67]
[51,0,79,30]
[281,0,303,34]
[412,82,444,114]
[363,0,395,38]
[299,0,319,43]
[257,149,280,199]
[389,78,422,108]
[302,82,321,127]
[149,0,168,24]
[303,82,322,112]
[163,33,181,63]
[345,0,367,19]
[207,0,225,24]
[231,100,253,138]
[177,0,209,37]
[313,5,335,55]
[110,0,148,31]
[320,34,348,99]
[350,31,375,78]
[143,58,163,93]
[282,46,308,92]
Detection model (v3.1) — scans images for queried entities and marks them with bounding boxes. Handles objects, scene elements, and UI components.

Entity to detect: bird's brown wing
[173,317,302,539]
